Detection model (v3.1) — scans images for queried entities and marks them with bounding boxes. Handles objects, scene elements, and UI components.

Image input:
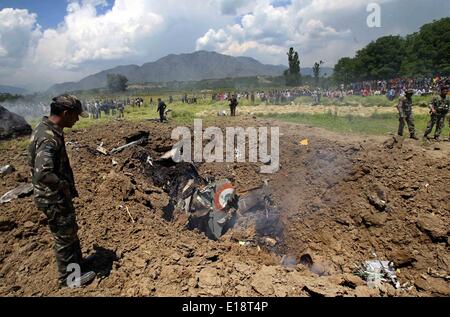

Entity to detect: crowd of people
[210,76,450,105]
[84,99,125,119]
[345,76,450,99]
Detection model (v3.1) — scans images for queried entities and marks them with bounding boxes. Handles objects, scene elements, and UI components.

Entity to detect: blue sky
[272,0,292,7]
[0,0,66,29]
[0,0,112,29]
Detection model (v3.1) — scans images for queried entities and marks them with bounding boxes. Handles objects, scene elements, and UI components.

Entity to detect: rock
[8,285,21,292]
[263,237,277,247]
[134,257,148,269]
[235,284,252,296]
[0,216,16,231]
[301,280,344,297]
[362,211,387,227]
[401,191,415,199]
[19,242,39,255]
[368,194,387,211]
[367,184,388,211]
[23,221,35,229]
[379,283,397,297]
[0,106,32,140]
[414,276,450,296]
[204,251,220,262]
[340,274,365,289]
[416,214,447,242]
[234,263,251,274]
[354,286,380,297]
[310,263,331,277]
[251,266,277,296]
[384,136,403,150]
[15,173,28,183]
[187,277,198,288]
[197,267,222,289]
[391,250,417,268]
[170,253,181,262]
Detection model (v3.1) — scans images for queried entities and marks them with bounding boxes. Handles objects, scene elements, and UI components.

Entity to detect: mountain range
[0,85,28,95]
[47,51,333,94]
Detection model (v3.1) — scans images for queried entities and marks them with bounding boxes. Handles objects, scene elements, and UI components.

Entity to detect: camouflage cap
[52,94,89,118]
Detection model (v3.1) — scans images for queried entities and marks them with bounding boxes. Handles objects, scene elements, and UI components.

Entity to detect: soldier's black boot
[410,134,419,140]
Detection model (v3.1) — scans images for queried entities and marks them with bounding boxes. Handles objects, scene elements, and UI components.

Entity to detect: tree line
[0,93,22,102]
[333,17,450,84]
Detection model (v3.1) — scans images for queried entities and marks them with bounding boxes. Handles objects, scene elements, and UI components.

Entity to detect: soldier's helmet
[405,89,414,95]
[53,94,89,118]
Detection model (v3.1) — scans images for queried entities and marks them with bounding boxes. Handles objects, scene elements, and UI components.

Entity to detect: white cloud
[0,8,41,67]
[0,0,232,90]
[196,0,356,65]
[33,0,164,70]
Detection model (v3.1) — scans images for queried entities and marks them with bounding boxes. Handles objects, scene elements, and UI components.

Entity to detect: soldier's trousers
[424,113,447,138]
[159,111,165,122]
[230,106,236,117]
[38,201,82,285]
[398,112,415,137]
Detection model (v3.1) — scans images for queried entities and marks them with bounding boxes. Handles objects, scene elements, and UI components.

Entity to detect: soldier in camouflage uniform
[28,95,95,288]
[397,89,419,140]
[423,86,449,141]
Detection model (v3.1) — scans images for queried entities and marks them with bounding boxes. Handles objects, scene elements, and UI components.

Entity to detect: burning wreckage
[96,131,283,244]
[1,130,282,248]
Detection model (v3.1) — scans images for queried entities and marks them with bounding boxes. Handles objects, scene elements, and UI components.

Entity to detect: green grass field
[260,112,449,137]
[292,95,433,108]
[2,94,446,152]
[64,95,450,137]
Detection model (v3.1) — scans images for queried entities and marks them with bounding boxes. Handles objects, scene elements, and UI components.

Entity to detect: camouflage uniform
[424,96,450,140]
[28,116,82,285]
[397,96,416,137]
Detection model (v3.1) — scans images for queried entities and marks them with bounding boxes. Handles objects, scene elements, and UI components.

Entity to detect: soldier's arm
[396,98,403,112]
[429,99,436,113]
[33,139,68,193]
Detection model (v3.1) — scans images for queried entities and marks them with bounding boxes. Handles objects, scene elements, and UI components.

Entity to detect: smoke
[1,97,50,119]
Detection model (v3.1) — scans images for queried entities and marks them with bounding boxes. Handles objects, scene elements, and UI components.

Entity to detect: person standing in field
[423,86,449,142]
[28,95,96,288]
[157,98,167,122]
[397,89,418,140]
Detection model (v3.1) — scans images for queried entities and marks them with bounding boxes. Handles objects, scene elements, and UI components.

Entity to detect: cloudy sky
[0,0,449,91]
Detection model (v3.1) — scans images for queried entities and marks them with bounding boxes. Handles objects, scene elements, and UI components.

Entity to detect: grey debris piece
[0,165,15,177]
[0,183,34,204]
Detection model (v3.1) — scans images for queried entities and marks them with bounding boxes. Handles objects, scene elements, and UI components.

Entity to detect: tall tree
[285,47,301,86]
[400,17,450,76]
[313,60,324,86]
[107,74,128,92]
[333,57,356,85]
